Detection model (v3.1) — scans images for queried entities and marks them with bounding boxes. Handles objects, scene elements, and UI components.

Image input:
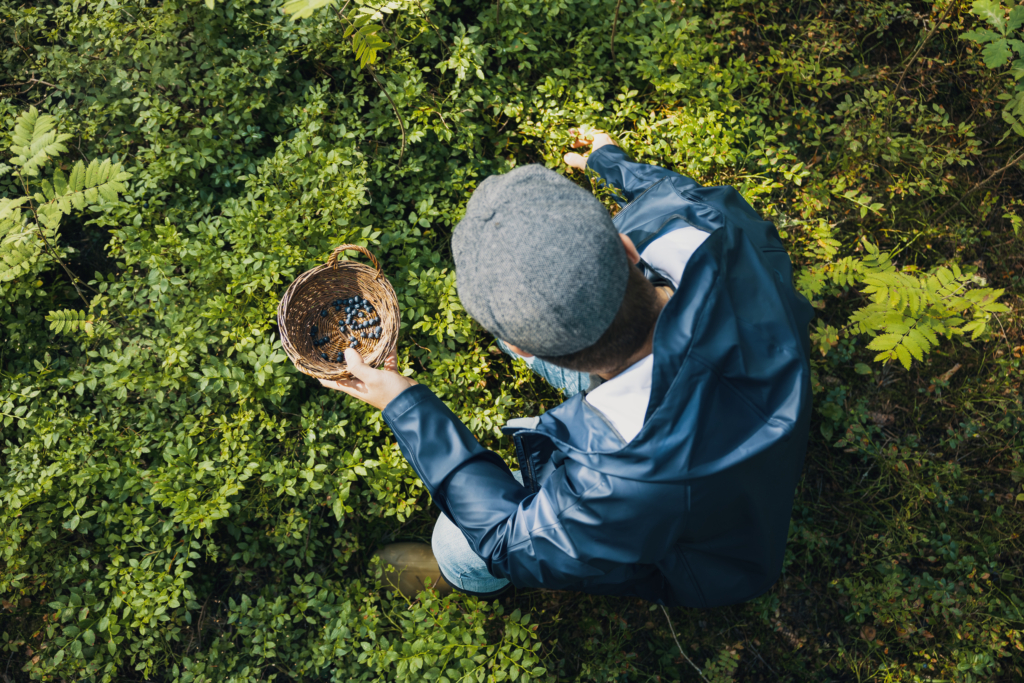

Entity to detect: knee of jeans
[431,514,460,563]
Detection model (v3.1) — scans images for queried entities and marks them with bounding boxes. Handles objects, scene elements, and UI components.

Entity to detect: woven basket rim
[277,244,399,381]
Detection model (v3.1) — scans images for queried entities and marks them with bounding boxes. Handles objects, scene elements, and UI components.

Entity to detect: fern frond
[0,208,41,282]
[866,333,904,351]
[0,196,29,221]
[58,159,128,211]
[9,106,72,177]
[36,204,62,236]
[46,309,96,336]
[351,24,390,68]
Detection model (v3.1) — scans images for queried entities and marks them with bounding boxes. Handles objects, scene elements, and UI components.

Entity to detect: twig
[659,605,710,683]
[991,312,1013,356]
[747,641,779,677]
[610,0,623,62]
[19,177,93,306]
[932,147,1024,225]
[0,77,59,89]
[328,3,406,168]
[938,363,962,383]
[368,65,407,169]
[894,0,958,93]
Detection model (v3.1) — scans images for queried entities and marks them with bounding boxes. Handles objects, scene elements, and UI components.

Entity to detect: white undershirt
[584,226,709,443]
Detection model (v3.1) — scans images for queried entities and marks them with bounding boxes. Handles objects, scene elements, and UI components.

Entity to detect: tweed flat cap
[452,164,628,357]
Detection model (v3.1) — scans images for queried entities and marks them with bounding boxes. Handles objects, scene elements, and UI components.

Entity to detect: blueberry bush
[1,0,1023,681]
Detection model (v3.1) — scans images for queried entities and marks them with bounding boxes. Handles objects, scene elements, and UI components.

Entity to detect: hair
[536,262,663,374]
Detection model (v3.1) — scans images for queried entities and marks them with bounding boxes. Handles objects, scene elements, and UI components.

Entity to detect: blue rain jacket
[383,145,814,606]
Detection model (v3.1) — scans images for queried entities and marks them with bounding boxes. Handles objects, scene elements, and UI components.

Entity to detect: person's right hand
[564,126,618,172]
[319,347,418,411]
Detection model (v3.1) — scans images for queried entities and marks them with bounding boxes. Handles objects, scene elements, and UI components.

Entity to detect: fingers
[568,126,606,148]
[384,349,398,372]
[563,152,588,172]
[343,347,375,381]
[319,376,366,395]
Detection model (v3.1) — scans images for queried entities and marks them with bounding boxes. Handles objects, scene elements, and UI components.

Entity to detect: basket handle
[328,244,383,279]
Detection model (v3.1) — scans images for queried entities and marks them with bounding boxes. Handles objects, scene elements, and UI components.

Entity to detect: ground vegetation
[1,0,1023,681]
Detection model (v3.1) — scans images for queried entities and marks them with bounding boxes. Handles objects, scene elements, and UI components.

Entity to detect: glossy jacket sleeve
[382,385,669,588]
[382,384,530,559]
[585,144,698,205]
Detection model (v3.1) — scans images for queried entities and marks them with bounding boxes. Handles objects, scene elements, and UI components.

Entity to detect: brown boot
[372,542,455,597]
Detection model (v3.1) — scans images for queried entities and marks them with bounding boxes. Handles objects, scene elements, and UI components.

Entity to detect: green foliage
[9,107,72,178]
[702,646,741,683]
[800,236,1009,367]
[281,0,394,68]
[0,107,129,290]
[1,0,1023,682]
[344,7,393,69]
[961,0,1024,137]
[45,308,97,337]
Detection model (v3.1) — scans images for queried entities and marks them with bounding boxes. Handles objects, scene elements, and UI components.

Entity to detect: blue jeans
[431,340,589,596]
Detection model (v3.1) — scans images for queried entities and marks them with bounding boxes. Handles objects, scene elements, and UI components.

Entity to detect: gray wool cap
[452,164,628,357]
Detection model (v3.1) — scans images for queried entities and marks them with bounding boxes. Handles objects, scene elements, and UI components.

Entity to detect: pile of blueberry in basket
[309,295,383,363]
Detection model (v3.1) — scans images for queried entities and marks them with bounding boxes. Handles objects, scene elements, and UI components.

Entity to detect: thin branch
[933,147,1024,225]
[894,0,958,93]
[0,77,59,89]
[331,1,405,167]
[368,65,407,169]
[18,176,93,306]
[659,605,710,683]
[610,0,623,62]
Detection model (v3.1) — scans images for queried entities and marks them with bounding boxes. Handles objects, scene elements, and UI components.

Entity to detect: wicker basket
[277,244,400,381]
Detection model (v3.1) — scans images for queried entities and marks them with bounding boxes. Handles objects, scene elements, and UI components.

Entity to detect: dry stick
[659,605,710,683]
[368,65,407,169]
[932,147,1024,225]
[610,0,623,62]
[894,0,958,93]
[744,638,779,677]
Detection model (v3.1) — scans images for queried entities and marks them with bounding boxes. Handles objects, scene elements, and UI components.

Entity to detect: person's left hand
[319,347,418,411]
[564,126,618,172]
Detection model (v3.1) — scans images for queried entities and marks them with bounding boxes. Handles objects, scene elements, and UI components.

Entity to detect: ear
[619,233,641,265]
[506,343,534,359]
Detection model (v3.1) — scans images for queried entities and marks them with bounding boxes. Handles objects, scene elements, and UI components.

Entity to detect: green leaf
[1010,6,1024,32]
[895,343,913,370]
[904,331,925,362]
[961,28,1002,43]
[854,363,873,375]
[982,39,1013,68]
[69,160,85,192]
[972,0,1007,33]
[83,629,95,646]
[280,0,336,20]
[866,333,903,351]
[205,0,215,8]
[8,106,72,177]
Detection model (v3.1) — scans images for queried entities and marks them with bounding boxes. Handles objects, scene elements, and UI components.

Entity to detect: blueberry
[321,353,328,360]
